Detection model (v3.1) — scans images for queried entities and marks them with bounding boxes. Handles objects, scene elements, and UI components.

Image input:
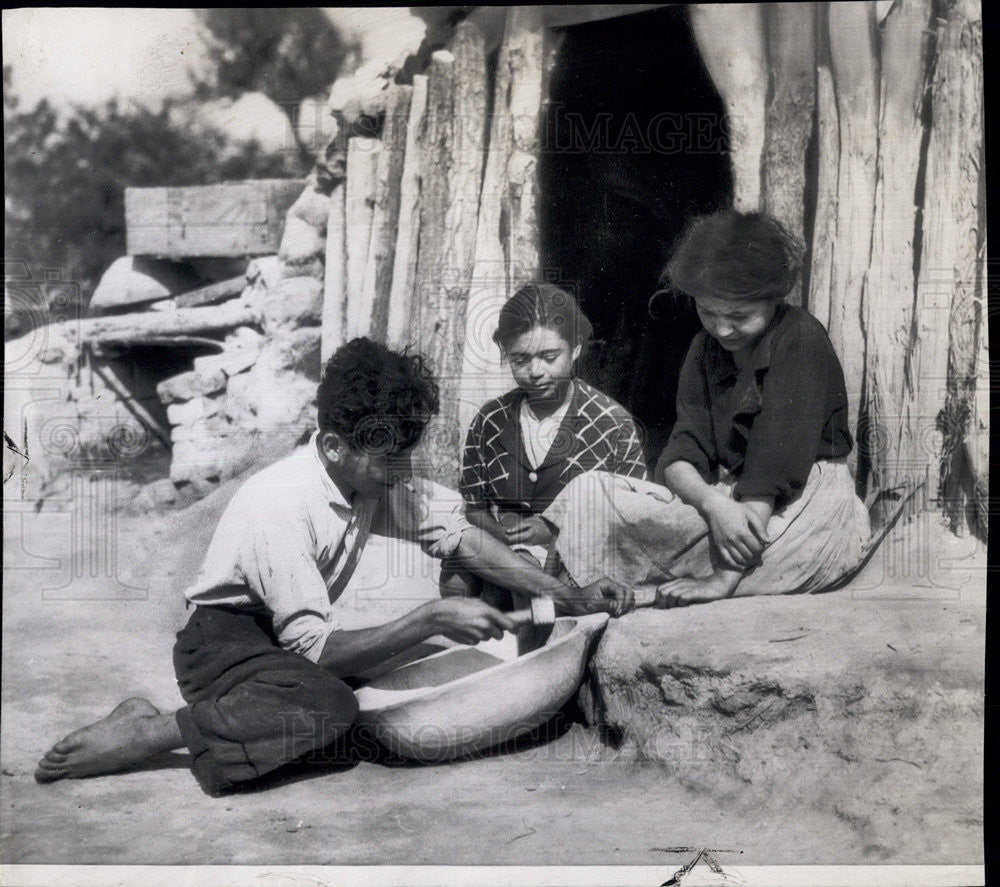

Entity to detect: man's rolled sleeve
[656,335,717,484]
[241,515,337,663]
[388,477,473,558]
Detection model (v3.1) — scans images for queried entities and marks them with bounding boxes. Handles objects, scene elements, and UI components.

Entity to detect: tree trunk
[808,64,838,330]
[827,1,879,483]
[386,74,429,349]
[456,7,546,434]
[409,26,489,486]
[409,50,460,484]
[762,2,816,307]
[321,181,347,362]
[968,241,988,538]
[361,85,412,344]
[922,0,985,533]
[863,0,933,523]
[82,300,258,347]
[689,3,768,211]
[344,136,380,341]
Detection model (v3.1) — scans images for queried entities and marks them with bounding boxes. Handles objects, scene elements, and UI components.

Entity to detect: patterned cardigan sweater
[460,378,648,516]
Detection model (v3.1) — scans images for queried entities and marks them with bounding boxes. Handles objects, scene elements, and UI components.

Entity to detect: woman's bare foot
[34,698,183,783]
[656,568,742,608]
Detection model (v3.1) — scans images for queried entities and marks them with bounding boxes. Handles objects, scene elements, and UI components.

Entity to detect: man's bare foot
[34,698,183,783]
[656,569,742,609]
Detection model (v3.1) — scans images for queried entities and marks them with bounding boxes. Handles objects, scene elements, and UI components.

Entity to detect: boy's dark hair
[664,210,804,302]
[492,282,593,356]
[317,338,439,455]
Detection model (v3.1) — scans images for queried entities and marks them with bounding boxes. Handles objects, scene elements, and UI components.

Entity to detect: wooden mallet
[508,588,659,630]
[507,596,557,631]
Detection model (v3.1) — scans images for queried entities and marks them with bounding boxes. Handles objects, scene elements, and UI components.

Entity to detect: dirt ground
[0,470,986,866]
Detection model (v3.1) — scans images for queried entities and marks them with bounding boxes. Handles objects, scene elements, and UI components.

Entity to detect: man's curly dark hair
[317,338,440,456]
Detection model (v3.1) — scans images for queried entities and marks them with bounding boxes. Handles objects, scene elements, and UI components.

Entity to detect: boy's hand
[422,599,516,645]
[555,578,635,618]
[499,513,554,546]
[702,493,768,570]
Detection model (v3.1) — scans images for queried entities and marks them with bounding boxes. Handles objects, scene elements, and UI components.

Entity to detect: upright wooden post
[409,25,489,486]
[456,7,546,434]
[321,181,347,362]
[808,64,838,330]
[386,75,429,348]
[762,2,816,307]
[360,85,412,343]
[344,137,380,341]
[827,1,879,478]
[919,0,985,527]
[689,3,768,211]
[863,0,933,517]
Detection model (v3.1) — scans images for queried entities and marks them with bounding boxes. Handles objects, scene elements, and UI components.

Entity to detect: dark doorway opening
[540,6,732,467]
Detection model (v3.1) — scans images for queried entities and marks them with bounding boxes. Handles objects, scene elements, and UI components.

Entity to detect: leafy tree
[4,65,302,317]
[192,9,358,163]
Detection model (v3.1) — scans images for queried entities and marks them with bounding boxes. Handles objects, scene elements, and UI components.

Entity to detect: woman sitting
[443,282,647,602]
[543,211,872,607]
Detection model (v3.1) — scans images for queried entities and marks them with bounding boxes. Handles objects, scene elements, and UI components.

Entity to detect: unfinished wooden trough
[354,613,609,762]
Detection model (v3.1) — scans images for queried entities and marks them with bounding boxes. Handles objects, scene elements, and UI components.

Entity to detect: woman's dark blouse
[461,379,648,515]
[655,303,853,505]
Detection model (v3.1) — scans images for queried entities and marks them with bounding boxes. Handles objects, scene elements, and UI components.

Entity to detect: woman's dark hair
[492,282,593,354]
[664,210,804,302]
[317,337,439,455]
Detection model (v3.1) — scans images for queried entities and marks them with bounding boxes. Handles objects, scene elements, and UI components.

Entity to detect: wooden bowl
[354,613,609,762]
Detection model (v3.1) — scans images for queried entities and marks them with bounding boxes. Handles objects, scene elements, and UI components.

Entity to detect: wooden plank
[173,274,247,309]
[125,180,305,258]
[808,64,838,331]
[322,182,348,363]
[81,300,257,347]
[863,0,933,518]
[408,49,460,485]
[761,2,816,307]
[456,7,546,435]
[360,85,413,343]
[689,3,767,211]
[344,138,380,341]
[828,1,879,478]
[409,25,489,486]
[543,4,667,28]
[386,75,429,348]
[921,0,985,525]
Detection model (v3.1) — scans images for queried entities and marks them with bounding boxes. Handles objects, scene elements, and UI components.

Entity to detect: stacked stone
[154,258,325,499]
[157,327,264,496]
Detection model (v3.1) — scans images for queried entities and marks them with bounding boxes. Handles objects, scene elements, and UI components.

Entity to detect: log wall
[693,0,986,538]
[314,3,985,537]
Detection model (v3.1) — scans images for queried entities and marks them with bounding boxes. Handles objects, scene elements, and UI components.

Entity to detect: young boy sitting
[35,338,632,795]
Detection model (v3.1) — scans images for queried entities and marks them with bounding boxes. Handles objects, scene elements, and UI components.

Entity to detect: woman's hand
[500,513,555,546]
[701,492,769,570]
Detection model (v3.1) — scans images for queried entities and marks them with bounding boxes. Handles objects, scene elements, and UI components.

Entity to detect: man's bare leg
[34,698,184,783]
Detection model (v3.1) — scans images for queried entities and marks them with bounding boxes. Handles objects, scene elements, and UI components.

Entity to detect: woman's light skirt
[542,460,871,597]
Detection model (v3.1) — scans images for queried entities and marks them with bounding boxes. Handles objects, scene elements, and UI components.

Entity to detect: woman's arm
[465,504,512,543]
[458,408,513,543]
[663,461,773,569]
